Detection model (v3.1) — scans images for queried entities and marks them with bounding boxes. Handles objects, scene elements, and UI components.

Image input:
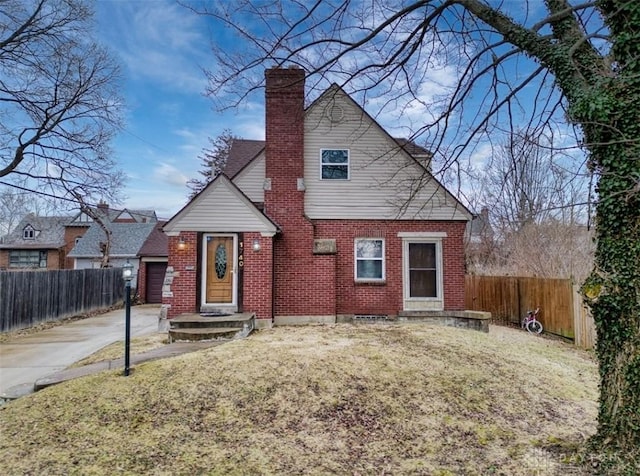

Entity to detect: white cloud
[153,162,189,187]
[236,120,265,140]
[97,1,209,93]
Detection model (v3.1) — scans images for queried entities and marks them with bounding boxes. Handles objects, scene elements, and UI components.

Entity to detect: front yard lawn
[0,324,598,475]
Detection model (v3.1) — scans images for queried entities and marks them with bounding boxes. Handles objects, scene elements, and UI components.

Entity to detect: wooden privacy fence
[465,275,596,349]
[0,268,125,332]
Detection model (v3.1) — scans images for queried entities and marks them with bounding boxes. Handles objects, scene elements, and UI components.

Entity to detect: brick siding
[137,262,147,303]
[164,232,198,317]
[313,220,467,314]
[242,232,274,320]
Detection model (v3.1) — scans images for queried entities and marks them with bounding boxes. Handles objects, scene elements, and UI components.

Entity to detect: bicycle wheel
[527,319,543,334]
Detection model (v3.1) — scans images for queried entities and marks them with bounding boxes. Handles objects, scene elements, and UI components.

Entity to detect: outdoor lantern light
[177,238,186,250]
[252,239,261,252]
[122,260,134,281]
[122,260,134,376]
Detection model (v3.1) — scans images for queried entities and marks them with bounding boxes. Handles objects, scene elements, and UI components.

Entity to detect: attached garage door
[146,262,167,304]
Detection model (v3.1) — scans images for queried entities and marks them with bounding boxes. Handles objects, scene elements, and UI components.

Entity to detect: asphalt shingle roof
[223,139,265,178]
[0,214,71,249]
[137,221,168,257]
[68,222,157,258]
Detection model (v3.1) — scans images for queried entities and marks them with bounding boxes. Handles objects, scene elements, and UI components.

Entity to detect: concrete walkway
[0,304,162,398]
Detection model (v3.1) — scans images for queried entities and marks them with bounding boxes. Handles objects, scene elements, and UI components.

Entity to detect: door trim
[399,232,446,311]
[201,233,238,310]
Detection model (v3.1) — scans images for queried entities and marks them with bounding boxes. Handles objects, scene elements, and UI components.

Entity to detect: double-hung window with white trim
[320,149,349,180]
[355,238,385,281]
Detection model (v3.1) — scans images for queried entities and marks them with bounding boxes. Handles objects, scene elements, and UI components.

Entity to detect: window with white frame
[23,225,35,240]
[320,149,349,180]
[355,238,384,281]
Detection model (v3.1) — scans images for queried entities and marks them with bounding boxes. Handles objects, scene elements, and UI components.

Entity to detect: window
[9,250,47,268]
[23,225,35,240]
[355,239,384,281]
[321,149,349,180]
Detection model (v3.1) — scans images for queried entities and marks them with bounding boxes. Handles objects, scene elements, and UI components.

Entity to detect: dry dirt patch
[0,324,598,475]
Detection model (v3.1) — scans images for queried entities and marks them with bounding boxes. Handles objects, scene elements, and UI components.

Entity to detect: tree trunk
[583,106,640,459]
[578,3,640,459]
[587,183,640,458]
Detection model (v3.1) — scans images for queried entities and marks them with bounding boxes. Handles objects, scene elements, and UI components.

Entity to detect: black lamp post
[122,260,134,376]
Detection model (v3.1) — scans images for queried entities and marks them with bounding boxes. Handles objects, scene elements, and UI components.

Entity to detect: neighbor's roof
[138,221,168,257]
[68,222,156,258]
[68,206,157,226]
[394,138,432,157]
[0,214,71,249]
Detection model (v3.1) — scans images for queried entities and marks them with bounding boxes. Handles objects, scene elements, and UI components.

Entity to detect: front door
[204,235,235,305]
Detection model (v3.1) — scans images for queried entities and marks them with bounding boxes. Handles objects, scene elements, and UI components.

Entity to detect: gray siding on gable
[303,88,470,221]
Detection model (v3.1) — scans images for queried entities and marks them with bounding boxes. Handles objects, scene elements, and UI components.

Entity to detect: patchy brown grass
[0,324,598,475]
[71,333,169,368]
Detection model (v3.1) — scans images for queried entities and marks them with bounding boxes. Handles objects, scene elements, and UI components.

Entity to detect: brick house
[0,215,70,270]
[162,67,471,327]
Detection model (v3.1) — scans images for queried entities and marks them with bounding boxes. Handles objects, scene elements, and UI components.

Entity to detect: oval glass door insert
[215,244,227,279]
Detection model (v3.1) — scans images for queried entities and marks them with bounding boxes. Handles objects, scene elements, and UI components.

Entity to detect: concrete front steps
[168,312,255,343]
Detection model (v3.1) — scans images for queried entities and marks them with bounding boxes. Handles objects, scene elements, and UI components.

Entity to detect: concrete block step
[170,313,255,329]
[168,327,243,342]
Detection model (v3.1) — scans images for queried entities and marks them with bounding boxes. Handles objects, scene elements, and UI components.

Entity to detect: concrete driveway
[0,305,161,396]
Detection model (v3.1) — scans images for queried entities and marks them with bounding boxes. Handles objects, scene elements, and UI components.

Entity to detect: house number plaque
[238,240,244,268]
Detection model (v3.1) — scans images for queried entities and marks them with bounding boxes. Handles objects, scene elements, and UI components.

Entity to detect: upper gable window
[23,225,36,240]
[320,149,349,180]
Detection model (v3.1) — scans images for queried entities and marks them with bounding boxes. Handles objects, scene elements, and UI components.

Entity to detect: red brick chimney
[264,67,336,320]
[264,67,306,221]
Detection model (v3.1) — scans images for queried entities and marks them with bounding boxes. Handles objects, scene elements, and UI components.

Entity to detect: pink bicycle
[521,307,543,334]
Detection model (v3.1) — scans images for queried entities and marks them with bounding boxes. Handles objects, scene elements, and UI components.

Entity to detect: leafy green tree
[192,0,639,468]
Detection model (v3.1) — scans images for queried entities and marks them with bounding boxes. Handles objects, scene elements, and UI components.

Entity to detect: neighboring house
[467,207,494,245]
[464,207,496,272]
[64,202,157,269]
[162,67,472,326]
[0,214,71,270]
[137,221,169,304]
[68,221,157,289]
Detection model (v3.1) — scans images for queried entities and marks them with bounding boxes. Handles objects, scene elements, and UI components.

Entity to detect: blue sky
[95,0,265,219]
[93,1,589,220]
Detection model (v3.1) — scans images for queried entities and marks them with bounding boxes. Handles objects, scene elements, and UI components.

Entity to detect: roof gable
[163,175,278,235]
[303,85,472,221]
[69,207,157,225]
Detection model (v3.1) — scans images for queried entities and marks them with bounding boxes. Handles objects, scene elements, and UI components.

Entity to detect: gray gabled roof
[68,222,157,258]
[0,214,71,249]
